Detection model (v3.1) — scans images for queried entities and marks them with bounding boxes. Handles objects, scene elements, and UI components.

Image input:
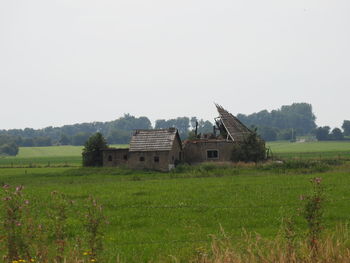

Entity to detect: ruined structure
[102,104,260,171]
[182,104,254,164]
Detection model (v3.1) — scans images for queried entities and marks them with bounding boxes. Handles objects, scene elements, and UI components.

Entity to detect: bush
[231,131,266,162]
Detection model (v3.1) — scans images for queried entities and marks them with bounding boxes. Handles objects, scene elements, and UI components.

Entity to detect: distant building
[182,104,255,164]
[103,128,182,172]
[102,104,262,171]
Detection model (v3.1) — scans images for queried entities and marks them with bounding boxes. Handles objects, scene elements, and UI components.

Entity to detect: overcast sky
[1,0,349,130]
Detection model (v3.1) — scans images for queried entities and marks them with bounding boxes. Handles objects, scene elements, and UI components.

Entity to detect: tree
[190,117,198,130]
[59,133,71,145]
[342,120,350,136]
[257,126,278,141]
[331,128,344,140]
[22,138,34,147]
[231,131,266,162]
[315,126,330,141]
[72,132,91,146]
[237,103,317,135]
[106,129,130,144]
[33,136,52,146]
[155,117,190,138]
[198,120,214,134]
[82,133,108,167]
[277,129,296,141]
[0,142,19,156]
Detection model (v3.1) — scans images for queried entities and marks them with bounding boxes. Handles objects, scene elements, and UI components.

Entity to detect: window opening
[154,156,159,163]
[139,156,145,162]
[207,150,218,159]
[108,155,113,162]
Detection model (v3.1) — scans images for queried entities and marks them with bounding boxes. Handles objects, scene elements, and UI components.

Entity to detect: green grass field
[0,145,128,167]
[268,141,350,159]
[0,142,350,261]
[16,145,129,158]
[0,141,349,168]
[268,140,350,153]
[1,162,350,261]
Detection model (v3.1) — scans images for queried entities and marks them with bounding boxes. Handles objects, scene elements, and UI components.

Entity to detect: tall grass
[0,186,106,263]
[192,177,349,263]
[192,225,350,263]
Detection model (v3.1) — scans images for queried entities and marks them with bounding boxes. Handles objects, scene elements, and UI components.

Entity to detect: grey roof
[215,104,252,141]
[129,128,180,152]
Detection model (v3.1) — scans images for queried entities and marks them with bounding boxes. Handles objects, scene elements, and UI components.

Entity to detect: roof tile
[129,128,179,152]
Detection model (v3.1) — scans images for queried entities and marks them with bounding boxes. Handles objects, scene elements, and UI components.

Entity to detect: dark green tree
[82,133,108,167]
[0,142,19,156]
[342,120,350,136]
[257,126,278,141]
[33,136,52,146]
[155,117,190,138]
[59,133,71,145]
[231,131,266,162]
[277,128,297,141]
[106,129,130,144]
[72,132,91,146]
[22,138,34,147]
[315,126,330,141]
[237,103,316,135]
[331,128,344,140]
[198,120,214,134]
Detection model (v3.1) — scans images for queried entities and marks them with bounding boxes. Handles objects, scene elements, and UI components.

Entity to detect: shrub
[300,177,325,255]
[231,131,266,163]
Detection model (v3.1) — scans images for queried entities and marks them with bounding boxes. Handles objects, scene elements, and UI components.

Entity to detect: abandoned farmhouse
[102,104,262,171]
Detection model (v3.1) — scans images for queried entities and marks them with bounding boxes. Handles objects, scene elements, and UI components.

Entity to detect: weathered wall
[127,151,170,171]
[183,140,235,164]
[127,133,183,172]
[102,148,129,167]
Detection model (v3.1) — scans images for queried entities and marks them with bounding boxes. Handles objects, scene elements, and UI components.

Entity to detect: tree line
[0,114,214,155]
[315,122,350,141]
[237,103,350,142]
[1,103,349,156]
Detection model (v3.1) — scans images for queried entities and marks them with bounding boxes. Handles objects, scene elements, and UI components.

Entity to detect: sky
[1,0,349,130]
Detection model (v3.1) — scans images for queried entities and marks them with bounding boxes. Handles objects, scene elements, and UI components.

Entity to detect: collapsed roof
[215,104,252,141]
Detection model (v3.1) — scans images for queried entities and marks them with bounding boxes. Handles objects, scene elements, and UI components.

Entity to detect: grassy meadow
[269,140,350,159]
[0,144,128,167]
[0,141,350,262]
[1,140,350,167]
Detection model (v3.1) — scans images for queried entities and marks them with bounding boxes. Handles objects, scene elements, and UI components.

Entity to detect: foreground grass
[194,225,350,263]
[1,160,350,262]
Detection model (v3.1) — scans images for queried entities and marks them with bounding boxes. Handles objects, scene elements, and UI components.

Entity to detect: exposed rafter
[215,103,252,141]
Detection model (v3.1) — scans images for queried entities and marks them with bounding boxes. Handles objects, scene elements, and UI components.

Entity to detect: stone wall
[183,140,234,164]
[127,151,171,171]
[102,148,129,167]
